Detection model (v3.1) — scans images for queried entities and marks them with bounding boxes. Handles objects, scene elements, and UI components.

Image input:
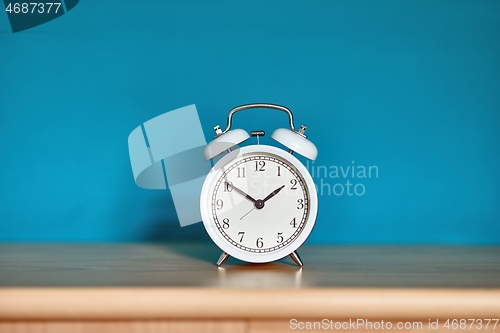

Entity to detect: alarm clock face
[200,145,317,263]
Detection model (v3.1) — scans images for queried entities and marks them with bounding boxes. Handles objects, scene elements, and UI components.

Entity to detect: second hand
[240,207,255,220]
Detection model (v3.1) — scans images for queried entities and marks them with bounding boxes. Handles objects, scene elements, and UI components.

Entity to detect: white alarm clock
[200,103,318,266]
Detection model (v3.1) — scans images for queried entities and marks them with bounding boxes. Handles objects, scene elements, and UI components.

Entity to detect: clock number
[256,237,264,248]
[216,199,223,210]
[290,218,297,228]
[255,160,265,171]
[238,232,245,242]
[237,167,246,178]
[277,166,281,176]
[290,179,297,190]
[222,218,229,229]
[297,199,304,210]
[277,232,283,243]
[224,181,233,192]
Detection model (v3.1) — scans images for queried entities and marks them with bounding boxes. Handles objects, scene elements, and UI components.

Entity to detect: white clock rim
[200,145,318,263]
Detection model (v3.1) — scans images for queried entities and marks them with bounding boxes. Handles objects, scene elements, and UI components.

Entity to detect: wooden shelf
[0,244,499,332]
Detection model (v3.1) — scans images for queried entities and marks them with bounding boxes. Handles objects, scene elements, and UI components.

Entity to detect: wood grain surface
[0,321,246,333]
[0,243,499,332]
[1,288,500,320]
[1,320,497,333]
[0,243,499,288]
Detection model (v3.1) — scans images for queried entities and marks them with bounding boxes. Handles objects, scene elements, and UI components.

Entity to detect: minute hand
[225,182,257,203]
[263,185,286,202]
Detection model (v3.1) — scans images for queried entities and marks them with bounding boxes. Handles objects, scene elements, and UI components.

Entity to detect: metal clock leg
[216,252,230,266]
[289,251,303,267]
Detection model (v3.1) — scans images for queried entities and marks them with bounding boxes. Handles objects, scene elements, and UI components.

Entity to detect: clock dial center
[254,199,265,210]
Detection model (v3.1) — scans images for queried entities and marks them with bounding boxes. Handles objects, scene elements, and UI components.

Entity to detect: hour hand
[263,185,285,202]
[225,181,257,203]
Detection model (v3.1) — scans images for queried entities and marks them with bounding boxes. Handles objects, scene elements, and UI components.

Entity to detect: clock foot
[216,252,230,266]
[290,251,303,267]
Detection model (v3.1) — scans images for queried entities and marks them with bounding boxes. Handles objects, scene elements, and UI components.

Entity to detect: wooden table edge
[1,288,499,320]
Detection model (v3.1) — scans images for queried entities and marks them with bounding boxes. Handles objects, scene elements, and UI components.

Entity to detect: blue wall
[1,0,499,243]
